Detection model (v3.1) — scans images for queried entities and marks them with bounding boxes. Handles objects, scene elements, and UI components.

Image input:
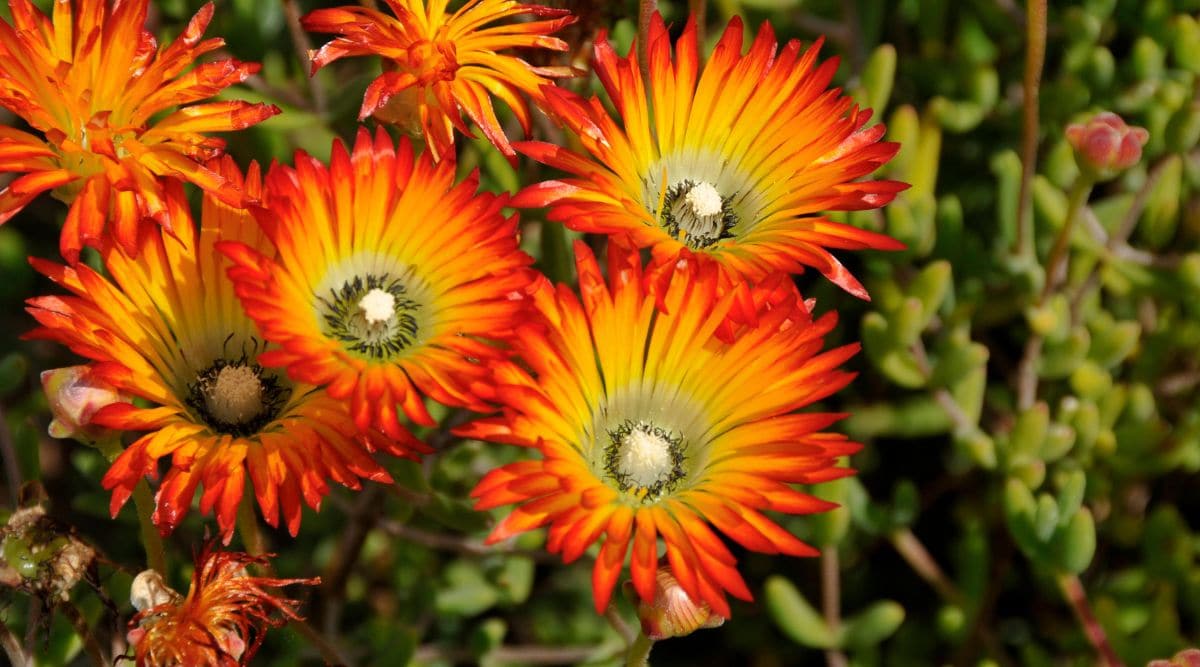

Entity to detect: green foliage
[1,0,1198,665]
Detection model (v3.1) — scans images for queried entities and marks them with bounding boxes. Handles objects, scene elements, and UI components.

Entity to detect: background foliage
[1,0,1199,664]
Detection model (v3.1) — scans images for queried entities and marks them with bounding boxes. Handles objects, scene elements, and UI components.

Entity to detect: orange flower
[513,14,906,299]
[219,127,535,447]
[127,543,316,666]
[463,241,861,617]
[0,0,278,262]
[302,0,575,161]
[25,159,420,540]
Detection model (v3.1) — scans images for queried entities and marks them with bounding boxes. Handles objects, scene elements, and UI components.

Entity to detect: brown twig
[281,0,328,115]
[413,640,623,665]
[889,529,964,605]
[377,518,561,563]
[1015,178,1092,410]
[1058,574,1124,667]
[1013,0,1047,257]
[1,619,30,667]
[59,602,110,667]
[319,486,384,635]
[821,548,848,667]
[637,0,657,82]
[0,405,22,507]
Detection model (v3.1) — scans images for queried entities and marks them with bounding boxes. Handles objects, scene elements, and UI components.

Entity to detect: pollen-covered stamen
[657,179,739,250]
[358,288,396,326]
[318,274,421,360]
[604,420,687,501]
[187,356,288,437]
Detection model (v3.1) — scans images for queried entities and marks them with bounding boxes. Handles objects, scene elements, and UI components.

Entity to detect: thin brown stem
[890,529,964,604]
[1013,0,1047,256]
[605,604,637,646]
[414,641,623,665]
[821,548,848,667]
[60,602,110,667]
[637,0,657,81]
[282,0,328,115]
[1,619,30,667]
[377,518,561,563]
[688,0,707,45]
[0,405,21,507]
[1016,178,1092,409]
[1058,574,1124,667]
[290,615,351,667]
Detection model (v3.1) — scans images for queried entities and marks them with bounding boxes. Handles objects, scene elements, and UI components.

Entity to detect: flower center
[318,274,421,360]
[187,358,287,437]
[604,421,687,501]
[657,179,738,250]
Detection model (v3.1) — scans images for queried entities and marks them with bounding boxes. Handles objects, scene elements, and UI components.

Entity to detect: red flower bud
[1065,112,1149,178]
[1149,648,1200,667]
[636,568,725,641]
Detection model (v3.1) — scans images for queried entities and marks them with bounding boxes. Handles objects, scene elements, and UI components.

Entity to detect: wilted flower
[635,567,725,640]
[0,506,96,603]
[127,544,317,667]
[1065,112,1149,179]
[40,365,129,442]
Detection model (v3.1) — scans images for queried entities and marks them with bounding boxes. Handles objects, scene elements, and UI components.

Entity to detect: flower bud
[1149,648,1200,667]
[41,366,128,441]
[636,568,725,641]
[1065,112,1149,179]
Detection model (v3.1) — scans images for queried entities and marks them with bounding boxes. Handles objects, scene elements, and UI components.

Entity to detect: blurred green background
[2,0,1200,665]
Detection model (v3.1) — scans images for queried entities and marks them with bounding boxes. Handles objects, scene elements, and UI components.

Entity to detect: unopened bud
[636,568,725,640]
[41,366,128,442]
[1065,112,1148,179]
[130,570,182,612]
[1149,648,1200,667]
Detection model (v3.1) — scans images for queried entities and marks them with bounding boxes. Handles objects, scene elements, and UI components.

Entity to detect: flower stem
[1015,176,1093,409]
[1013,0,1047,257]
[625,630,654,667]
[95,437,166,574]
[132,481,167,575]
[236,495,267,558]
[821,547,848,667]
[1057,574,1124,667]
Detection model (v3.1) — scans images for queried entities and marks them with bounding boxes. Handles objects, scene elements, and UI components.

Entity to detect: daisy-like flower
[0,0,278,262]
[302,0,575,161]
[219,127,535,447]
[463,241,862,617]
[514,13,907,299]
[26,159,420,540]
[127,543,316,666]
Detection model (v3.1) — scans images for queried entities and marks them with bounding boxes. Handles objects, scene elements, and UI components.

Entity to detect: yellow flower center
[618,428,674,490]
[603,421,686,501]
[186,355,288,437]
[358,288,397,326]
[203,365,265,426]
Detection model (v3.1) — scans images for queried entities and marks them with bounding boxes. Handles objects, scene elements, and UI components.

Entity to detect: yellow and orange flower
[127,543,316,666]
[26,159,420,540]
[219,127,535,447]
[302,0,575,161]
[0,0,278,262]
[514,13,906,299]
[463,241,862,617]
